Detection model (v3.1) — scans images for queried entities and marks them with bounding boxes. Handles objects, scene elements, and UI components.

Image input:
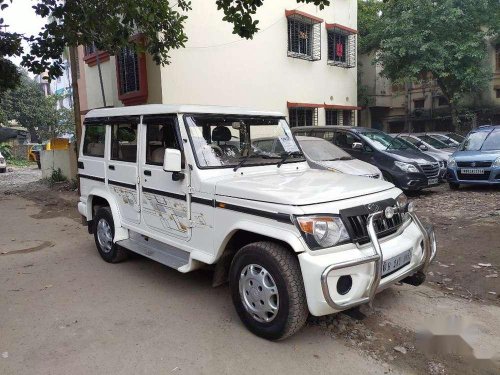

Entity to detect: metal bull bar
[321,203,436,311]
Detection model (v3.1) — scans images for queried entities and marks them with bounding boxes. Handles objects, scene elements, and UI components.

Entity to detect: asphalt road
[1,168,499,374]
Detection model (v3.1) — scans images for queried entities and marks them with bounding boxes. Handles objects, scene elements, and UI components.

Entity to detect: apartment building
[78,0,358,127]
[359,43,500,133]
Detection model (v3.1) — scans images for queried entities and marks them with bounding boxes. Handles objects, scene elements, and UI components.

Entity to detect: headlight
[492,157,500,167]
[448,157,457,168]
[295,215,350,250]
[396,193,407,207]
[394,161,419,173]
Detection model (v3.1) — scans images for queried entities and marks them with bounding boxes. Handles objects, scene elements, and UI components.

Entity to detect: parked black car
[292,126,441,192]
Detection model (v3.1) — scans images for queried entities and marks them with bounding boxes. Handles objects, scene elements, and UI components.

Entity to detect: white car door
[139,115,191,241]
[106,118,141,224]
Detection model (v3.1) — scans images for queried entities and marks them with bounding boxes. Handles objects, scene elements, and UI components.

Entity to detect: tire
[449,182,460,190]
[0,168,5,173]
[92,207,128,263]
[229,241,308,340]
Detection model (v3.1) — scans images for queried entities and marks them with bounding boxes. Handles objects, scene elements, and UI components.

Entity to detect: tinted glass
[83,124,106,157]
[111,124,137,162]
[417,135,448,149]
[360,131,410,151]
[460,131,489,151]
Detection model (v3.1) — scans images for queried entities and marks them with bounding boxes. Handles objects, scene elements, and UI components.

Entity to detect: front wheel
[92,207,128,263]
[449,182,460,190]
[229,242,308,340]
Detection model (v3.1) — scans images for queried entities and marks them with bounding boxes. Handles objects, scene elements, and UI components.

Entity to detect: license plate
[382,249,412,276]
[460,168,484,174]
[428,178,439,185]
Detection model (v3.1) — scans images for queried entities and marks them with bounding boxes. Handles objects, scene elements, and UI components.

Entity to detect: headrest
[212,126,231,142]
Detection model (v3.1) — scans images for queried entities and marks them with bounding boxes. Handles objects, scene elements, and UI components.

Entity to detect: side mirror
[419,144,428,151]
[352,142,363,150]
[163,148,182,172]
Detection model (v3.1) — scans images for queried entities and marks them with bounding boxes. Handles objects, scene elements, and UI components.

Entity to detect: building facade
[78,0,358,127]
[359,43,500,133]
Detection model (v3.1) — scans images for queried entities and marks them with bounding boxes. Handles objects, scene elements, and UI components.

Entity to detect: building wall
[79,0,358,125]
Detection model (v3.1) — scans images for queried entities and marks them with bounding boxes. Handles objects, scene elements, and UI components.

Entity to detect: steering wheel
[210,144,223,157]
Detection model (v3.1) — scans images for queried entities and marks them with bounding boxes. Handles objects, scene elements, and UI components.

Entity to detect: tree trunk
[450,103,460,133]
[68,46,82,192]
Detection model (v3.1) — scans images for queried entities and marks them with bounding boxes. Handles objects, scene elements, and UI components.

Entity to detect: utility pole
[69,46,82,193]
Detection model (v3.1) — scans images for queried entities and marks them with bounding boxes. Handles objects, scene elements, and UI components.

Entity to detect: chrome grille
[339,199,404,245]
[457,161,492,168]
[419,163,440,178]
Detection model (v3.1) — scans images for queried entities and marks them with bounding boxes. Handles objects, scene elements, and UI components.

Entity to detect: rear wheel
[92,207,128,263]
[229,241,308,340]
[449,182,460,190]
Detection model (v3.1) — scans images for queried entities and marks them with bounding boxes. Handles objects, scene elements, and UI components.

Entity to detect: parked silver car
[296,136,383,179]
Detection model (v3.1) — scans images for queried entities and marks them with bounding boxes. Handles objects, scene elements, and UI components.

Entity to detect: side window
[111,123,138,162]
[334,131,357,149]
[83,124,106,157]
[145,119,181,166]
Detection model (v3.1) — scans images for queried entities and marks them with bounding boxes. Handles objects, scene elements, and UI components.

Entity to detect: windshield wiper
[277,151,303,168]
[233,154,276,171]
[324,156,353,161]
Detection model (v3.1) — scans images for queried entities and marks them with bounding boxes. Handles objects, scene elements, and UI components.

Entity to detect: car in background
[292,126,441,192]
[390,133,451,181]
[426,132,464,147]
[411,133,457,152]
[294,136,383,179]
[447,125,500,189]
[0,151,6,173]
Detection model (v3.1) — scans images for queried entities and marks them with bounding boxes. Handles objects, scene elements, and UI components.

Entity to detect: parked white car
[0,151,6,173]
[296,136,383,179]
[78,105,436,340]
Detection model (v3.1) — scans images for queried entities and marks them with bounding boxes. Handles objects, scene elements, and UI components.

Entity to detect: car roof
[295,136,329,141]
[85,104,284,119]
[292,125,371,133]
[471,125,500,132]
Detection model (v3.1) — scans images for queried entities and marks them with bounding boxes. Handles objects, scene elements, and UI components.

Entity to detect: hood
[424,151,449,162]
[452,150,500,161]
[215,169,395,205]
[383,149,438,164]
[316,158,381,177]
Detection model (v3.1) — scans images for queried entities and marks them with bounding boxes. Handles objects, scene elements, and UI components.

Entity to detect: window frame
[326,23,357,68]
[286,10,322,61]
[115,46,148,106]
[110,123,139,163]
[325,109,339,126]
[288,107,319,127]
[143,115,184,167]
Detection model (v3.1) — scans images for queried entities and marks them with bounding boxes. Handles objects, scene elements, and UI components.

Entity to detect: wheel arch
[85,189,128,242]
[212,222,304,287]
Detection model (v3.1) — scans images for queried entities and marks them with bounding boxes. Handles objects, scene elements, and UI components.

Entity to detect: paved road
[1,173,499,374]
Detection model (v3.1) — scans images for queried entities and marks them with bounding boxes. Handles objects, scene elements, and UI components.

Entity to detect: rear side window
[83,124,106,157]
[111,124,138,162]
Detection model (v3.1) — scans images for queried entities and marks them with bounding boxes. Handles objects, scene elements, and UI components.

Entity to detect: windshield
[299,139,352,161]
[185,115,304,168]
[446,133,465,143]
[429,134,458,146]
[360,131,411,151]
[397,136,421,151]
[416,135,449,149]
[460,129,500,151]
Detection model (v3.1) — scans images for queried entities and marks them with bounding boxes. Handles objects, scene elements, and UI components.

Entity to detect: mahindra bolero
[78,105,437,340]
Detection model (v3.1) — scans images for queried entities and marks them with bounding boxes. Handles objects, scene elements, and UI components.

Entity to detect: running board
[116,233,189,270]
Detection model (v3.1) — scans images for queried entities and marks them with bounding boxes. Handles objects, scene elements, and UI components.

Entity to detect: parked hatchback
[447,125,500,189]
[292,126,441,192]
[295,136,382,179]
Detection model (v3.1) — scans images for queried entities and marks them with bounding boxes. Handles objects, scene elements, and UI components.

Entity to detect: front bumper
[394,172,439,191]
[447,167,500,185]
[298,209,436,316]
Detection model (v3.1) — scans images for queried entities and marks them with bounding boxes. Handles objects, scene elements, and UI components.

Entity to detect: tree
[359,0,499,130]
[0,72,60,142]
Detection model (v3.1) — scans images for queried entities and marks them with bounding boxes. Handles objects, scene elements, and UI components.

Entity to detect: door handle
[144,170,152,176]
[108,165,115,170]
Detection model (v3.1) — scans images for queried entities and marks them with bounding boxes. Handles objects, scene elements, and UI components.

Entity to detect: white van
[78,105,436,340]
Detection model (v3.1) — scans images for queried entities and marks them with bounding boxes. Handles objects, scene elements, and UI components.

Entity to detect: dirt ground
[0,166,499,375]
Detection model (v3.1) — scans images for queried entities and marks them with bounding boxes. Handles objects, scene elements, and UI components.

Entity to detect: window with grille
[414,99,425,109]
[287,12,321,61]
[342,110,353,126]
[437,96,448,106]
[326,24,356,68]
[117,47,140,95]
[288,107,318,127]
[325,109,339,125]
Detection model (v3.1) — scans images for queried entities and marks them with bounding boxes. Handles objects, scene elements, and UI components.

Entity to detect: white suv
[77,105,436,340]
[0,151,6,173]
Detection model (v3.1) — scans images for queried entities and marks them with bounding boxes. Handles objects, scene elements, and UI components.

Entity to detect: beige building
[359,43,500,133]
[77,0,359,127]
